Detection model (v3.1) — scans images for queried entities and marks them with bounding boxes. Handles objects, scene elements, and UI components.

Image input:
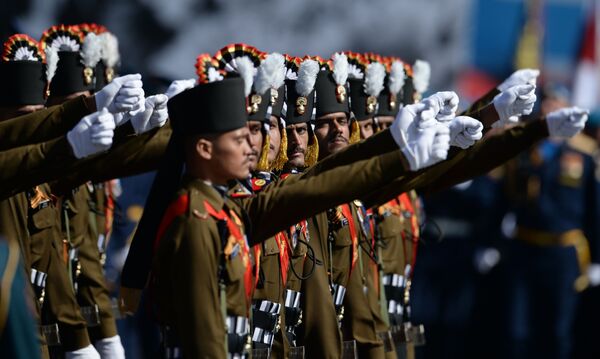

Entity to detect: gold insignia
[270,88,278,105]
[83,67,94,85]
[389,93,397,110]
[366,96,377,114]
[105,67,114,83]
[254,179,266,186]
[336,85,346,103]
[296,96,307,115]
[29,186,50,209]
[559,152,584,187]
[247,94,262,114]
[126,205,144,222]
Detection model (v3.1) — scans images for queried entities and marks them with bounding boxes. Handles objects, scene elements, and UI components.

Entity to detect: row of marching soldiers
[0,23,590,359]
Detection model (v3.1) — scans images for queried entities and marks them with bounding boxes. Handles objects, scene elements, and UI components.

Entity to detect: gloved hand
[95,74,145,114]
[449,116,483,149]
[130,94,169,134]
[588,263,600,287]
[391,104,451,170]
[165,78,196,99]
[422,91,460,123]
[67,108,116,159]
[473,247,501,274]
[497,68,540,92]
[546,106,589,138]
[492,84,536,128]
[94,335,125,359]
[65,344,101,359]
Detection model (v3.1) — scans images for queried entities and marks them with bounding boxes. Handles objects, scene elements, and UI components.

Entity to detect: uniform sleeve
[0,137,78,200]
[361,119,549,207]
[241,149,409,243]
[0,96,92,151]
[50,124,172,195]
[459,87,500,117]
[172,217,226,358]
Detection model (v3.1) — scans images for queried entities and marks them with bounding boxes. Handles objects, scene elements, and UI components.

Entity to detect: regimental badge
[389,93,397,110]
[296,96,307,115]
[366,96,377,114]
[248,94,262,114]
[254,179,266,187]
[336,84,346,103]
[105,67,114,83]
[559,151,584,187]
[83,67,94,85]
[270,88,278,105]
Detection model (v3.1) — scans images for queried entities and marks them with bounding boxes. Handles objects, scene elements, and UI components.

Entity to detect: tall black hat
[313,54,350,118]
[0,34,45,106]
[377,57,407,117]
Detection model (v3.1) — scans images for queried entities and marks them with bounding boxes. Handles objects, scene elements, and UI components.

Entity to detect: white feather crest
[285,67,298,80]
[412,59,431,94]
[364,62,386,97]
[234,56,255,96]
[51,35,80,52]
[45,47,59,83]
[347,63,364,80]
[81,33,103,68]
[99,33,120,68]
[255,52,285,95]
[207,67,223,83]
[296,59,319,97]
[388,60,405,94]
[331,52,348,85]
[14,48,37,61]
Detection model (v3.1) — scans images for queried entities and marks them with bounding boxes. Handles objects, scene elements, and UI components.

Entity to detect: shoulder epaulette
[153,193,189,252]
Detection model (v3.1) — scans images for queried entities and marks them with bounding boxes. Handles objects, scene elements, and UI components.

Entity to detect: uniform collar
[183,176,226,212]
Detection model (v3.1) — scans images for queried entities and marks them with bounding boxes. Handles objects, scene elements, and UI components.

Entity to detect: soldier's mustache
[328,135,348,144]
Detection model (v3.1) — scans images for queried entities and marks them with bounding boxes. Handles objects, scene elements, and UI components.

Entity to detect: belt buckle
[41,323,61,346]
[378,331,394,352]
[342,340,358,359]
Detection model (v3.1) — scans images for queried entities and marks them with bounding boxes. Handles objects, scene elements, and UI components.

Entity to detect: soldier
[502,85,598,359]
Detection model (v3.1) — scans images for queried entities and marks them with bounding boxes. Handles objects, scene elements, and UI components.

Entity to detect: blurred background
[3,0,599,358]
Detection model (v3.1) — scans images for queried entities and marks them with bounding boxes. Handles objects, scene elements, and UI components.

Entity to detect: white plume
[285,67,298,80]
[81,33,102,68]
[45,47,59,83]
[412,59,431,94]
[207,67,223,83]
[363,62,386,97]
[347,63,364,80]
[331,52,348,86]
[296,59,319,97]
[234,56,255,96]
[389,60,405,94]
[14,48,37,61]
[254,52,285,95]
[50,35,80,52]
[99,33,120,68]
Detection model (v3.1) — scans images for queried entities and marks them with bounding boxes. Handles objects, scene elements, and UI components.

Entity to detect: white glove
[546,106,589,138]
[165,78,196,99]
[449,116,483,149]
[95,74,145,114]
[130,94,169,134]
[422,91,460,123]
[67,108,116,159]
[474,248,501,274]
[391,105,451,171]
[497,68,540,92]
[65,344,101,359]
[492,84,537,128]
[94,335,125,359]
[588,264,600,287]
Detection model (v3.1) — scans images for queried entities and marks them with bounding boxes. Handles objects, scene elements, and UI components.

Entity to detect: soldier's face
[376,116,394,130]
[247,120,263,171]
[210,127,252,181]
[314,112,350,158]
[0,104,44,121]
[358,118,375,139]
[286,122,310,168]
[267,116,281,164]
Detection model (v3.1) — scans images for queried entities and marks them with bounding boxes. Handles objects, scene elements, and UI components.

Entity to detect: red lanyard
[340,204,359,276]
[204,200,255,305]
[398,193,419,275]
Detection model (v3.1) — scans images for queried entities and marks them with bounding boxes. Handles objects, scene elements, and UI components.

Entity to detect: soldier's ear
[196,137,213,160]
